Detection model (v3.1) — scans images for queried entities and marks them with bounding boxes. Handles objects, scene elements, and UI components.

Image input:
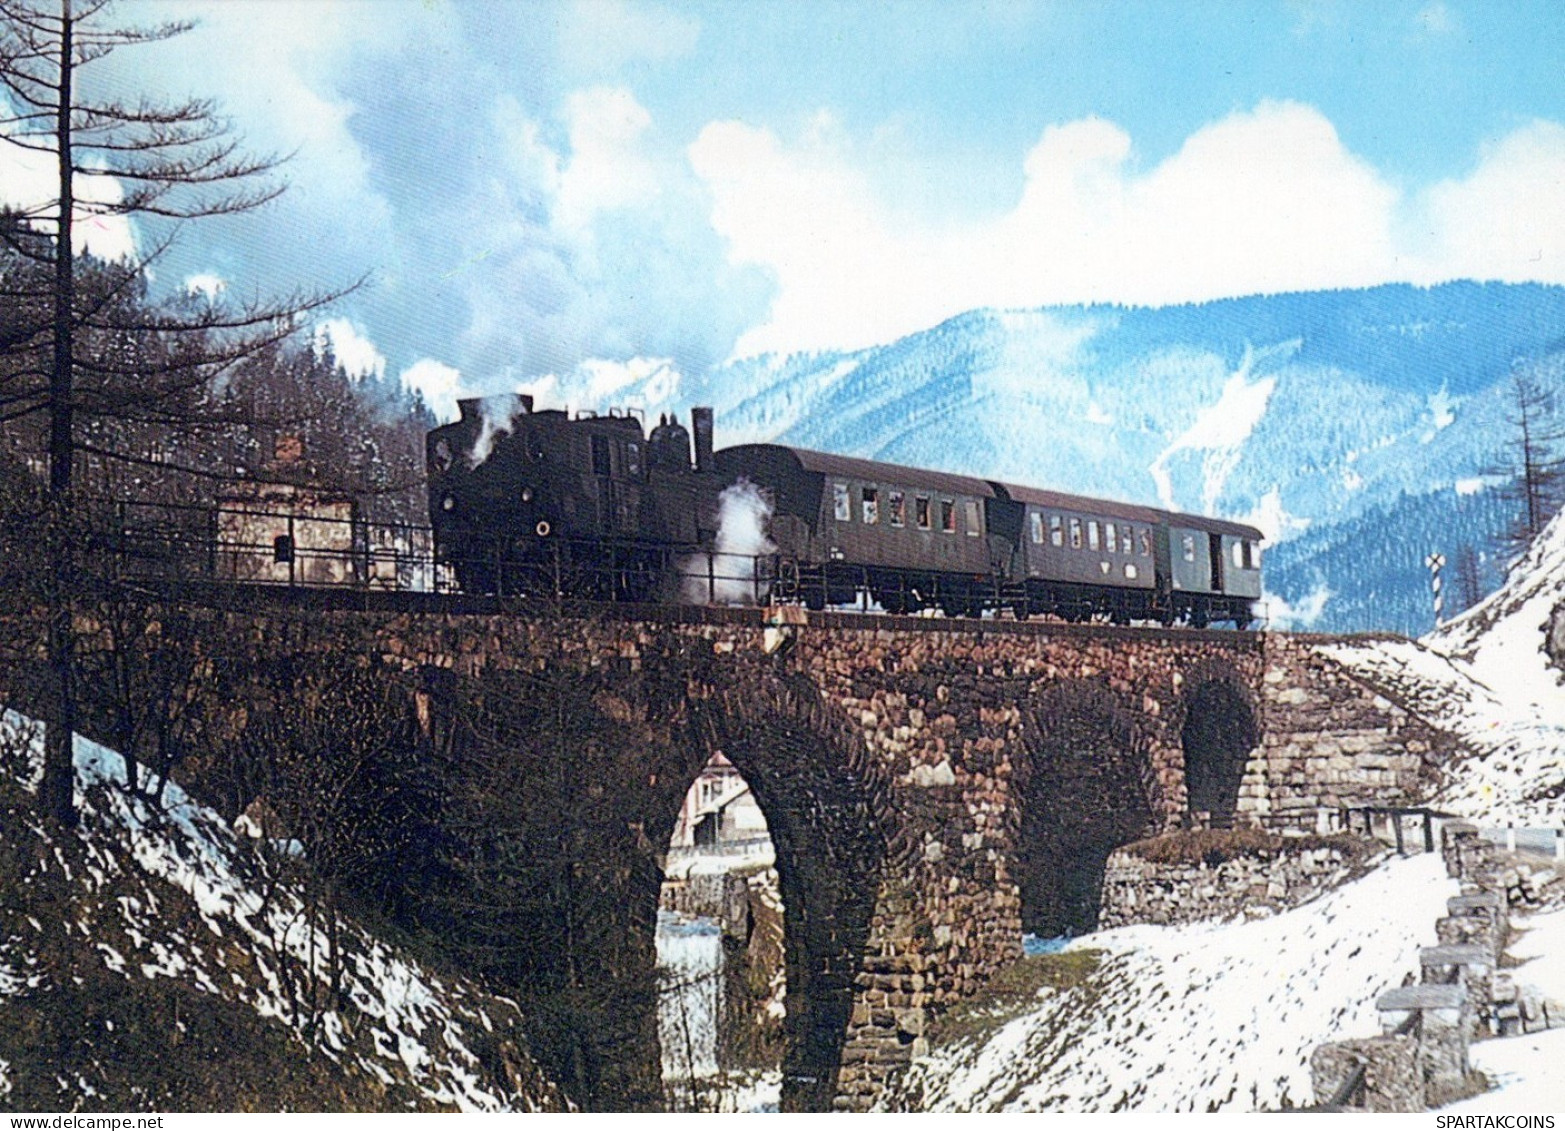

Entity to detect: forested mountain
[539,281,1565,633]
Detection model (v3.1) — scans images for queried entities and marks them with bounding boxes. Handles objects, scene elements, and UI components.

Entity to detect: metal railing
[1338,806,1453,855]
[82,497,1268,626]
[109,499,439,593]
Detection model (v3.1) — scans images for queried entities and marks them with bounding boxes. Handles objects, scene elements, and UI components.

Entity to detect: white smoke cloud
[184,273,227,300]
[681,479,776,606]
[1263,582,1333,630]
[467,395,532,468]
[0,133,138,261]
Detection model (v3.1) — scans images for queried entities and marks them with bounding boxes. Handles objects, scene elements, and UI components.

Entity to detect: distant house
[671,752,770,850]
[214,433,386,587]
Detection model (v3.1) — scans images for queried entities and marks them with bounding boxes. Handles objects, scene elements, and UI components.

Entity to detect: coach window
[915,496,931,530]
[1232,541,1245,570]
[625,441,642,476]
[590,434,611,477]
[1139,528,1152,557]
[834,482,851,522]
[889,491,906,528]
[1068,517,1082,549]
[1029,511,1044,544]
[862,486,879,525]
[1105,522,1118,554]
[1182,533,1196,562]
[1087,520,1100,551]
[941,499,956,533]
[1249,541,1262,568]
[964,500,981,536]
[1050,514,1064,547]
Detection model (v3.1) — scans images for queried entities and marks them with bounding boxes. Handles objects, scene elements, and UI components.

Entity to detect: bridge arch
[1175,660,1261,829]
[1012,680,1162,938]
[682,667,897,1113]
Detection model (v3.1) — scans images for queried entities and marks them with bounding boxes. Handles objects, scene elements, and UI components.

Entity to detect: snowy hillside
[0,711,566,1112]
[889,854,1458,1112]
[526,282,1565,634]
[1319,507,1565,825]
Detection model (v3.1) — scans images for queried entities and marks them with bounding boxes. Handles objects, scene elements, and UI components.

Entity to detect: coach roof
[717,444,998,499]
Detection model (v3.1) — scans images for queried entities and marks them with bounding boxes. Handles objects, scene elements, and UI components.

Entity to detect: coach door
[1208,532,1224,592]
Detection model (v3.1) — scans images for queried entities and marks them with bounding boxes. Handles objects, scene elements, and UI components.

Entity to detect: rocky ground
[0,711,567,1113]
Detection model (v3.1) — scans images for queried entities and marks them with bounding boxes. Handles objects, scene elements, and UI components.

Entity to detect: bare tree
[1490,369,1565,564]
[0,0,342,824]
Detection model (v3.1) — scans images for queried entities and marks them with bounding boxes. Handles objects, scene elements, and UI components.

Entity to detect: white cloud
[401,358,463,422]
[315,318,387,381]
[557,87,661,232]
[691,101,1565,359]
[184,273,227,299]
[1414,120,1565,284]
[0,137,137,261]
[693,102,1404,356]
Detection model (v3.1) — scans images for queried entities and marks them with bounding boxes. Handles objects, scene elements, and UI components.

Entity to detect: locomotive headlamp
[536,521,551,537]
[521,487,534,503]
[441,495,455,512]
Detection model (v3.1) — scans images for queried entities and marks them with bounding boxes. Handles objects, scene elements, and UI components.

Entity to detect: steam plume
[468,396,529,468]
[681,480,776,605]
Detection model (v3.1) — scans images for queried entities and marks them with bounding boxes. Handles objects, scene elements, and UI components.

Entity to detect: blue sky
[5,0,1565,416]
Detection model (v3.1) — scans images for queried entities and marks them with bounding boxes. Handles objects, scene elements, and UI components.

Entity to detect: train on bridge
[426,397,1263,627]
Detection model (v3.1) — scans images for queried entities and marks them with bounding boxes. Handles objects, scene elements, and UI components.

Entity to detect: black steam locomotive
[427,396,1263,627]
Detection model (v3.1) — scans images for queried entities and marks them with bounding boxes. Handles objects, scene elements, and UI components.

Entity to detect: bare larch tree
[0,0,337,824]
[1490,368,1565,565]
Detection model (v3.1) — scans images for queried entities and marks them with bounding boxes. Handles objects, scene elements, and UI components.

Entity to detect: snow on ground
[1437,906,1565,1111]
[0,708,562,1112]
[1317,507,1565,825]
[1431,507,1565,712]
[1318,635,1565,825]
[1443,1029,1565,1112]
[896,854,1458,1112]
[1507,907,1565,1006]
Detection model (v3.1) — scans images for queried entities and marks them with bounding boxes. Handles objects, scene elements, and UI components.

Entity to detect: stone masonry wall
[1240,636,1447,832]
[1098,833,1382,929]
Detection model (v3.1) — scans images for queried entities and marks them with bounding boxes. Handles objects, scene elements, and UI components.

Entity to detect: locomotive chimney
[692,406,714,473]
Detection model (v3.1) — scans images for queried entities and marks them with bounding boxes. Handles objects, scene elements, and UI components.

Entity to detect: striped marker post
[1426,552,1446,627]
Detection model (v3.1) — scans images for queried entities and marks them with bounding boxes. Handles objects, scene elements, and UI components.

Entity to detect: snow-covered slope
[1319,507,1565,825]
[0,711,566,1112]
[889,854,1458,1112]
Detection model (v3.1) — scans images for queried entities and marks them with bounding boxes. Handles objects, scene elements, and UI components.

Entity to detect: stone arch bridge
[16,592,1449,1111]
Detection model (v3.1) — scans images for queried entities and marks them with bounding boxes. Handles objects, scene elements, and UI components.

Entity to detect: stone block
[1377,984,1472,1108]
[1310,1036,1424,1112]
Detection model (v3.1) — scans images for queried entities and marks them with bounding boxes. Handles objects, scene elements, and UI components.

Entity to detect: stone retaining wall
[1098,832,1379,929]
